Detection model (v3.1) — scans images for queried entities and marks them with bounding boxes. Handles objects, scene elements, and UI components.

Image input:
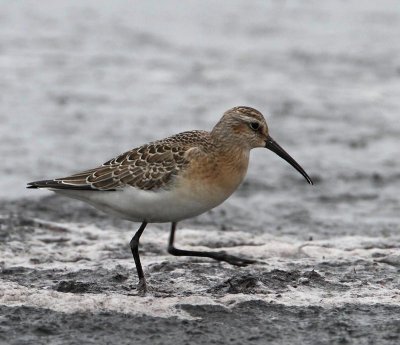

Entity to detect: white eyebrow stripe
[237,115,260,122]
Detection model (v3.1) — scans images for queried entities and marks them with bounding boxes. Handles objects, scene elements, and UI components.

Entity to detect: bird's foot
[137,278,148,296]
[213,251,258,267]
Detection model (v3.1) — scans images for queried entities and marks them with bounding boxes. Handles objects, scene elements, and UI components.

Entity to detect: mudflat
[1,1,399,344]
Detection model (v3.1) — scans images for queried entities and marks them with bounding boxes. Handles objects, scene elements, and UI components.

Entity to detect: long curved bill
[265,136,313,185]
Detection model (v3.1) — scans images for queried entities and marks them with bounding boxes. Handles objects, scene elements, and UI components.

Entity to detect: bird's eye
[249,122,260,131]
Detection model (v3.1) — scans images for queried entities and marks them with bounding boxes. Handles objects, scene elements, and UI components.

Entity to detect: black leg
[130,221,148,294]
[168,222,257,266]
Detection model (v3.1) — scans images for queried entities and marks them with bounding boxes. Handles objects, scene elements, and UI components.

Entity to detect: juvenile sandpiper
[28,106,313,293]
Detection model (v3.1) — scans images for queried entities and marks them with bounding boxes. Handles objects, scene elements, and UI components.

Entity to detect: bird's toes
[216,252,258,267]
[136,278,149,296]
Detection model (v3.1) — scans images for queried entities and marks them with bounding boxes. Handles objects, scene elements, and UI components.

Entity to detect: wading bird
[28,106,313,293]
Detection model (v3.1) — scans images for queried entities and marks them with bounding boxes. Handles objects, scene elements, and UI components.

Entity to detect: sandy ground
[1,1,400,344]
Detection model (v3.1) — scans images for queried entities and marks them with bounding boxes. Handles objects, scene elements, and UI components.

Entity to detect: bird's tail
[27,180,94,190]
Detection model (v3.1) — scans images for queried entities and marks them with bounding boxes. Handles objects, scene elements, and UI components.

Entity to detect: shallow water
[1,1,400,344]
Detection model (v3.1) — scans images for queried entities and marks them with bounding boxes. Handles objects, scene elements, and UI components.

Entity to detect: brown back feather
[53,130,212,191]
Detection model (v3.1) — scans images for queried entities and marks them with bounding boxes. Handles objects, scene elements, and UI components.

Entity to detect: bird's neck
[210,126,251,153]
[209,134,251,177]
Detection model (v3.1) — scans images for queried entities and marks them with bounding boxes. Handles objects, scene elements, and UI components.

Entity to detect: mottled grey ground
[1,1,400,344]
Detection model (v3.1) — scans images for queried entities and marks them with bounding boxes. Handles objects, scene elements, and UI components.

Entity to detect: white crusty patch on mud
[1,220,400,319]
[0,281,206,320]
[2,219,398,269]
[1,280,399,321]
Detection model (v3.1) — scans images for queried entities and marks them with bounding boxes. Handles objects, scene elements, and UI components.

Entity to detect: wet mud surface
[1,1,400,344]
[1,196,399,344]
[2,303,400,345]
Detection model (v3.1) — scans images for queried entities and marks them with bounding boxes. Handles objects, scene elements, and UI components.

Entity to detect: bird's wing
[27,130,211,191]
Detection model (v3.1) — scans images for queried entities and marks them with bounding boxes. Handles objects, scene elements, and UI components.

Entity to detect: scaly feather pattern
[28,130,213,191]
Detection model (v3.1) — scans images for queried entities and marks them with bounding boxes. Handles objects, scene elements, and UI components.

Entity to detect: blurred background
[0,0,399,236]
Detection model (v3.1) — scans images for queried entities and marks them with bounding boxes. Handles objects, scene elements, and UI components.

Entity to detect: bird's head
[212,106,313,185]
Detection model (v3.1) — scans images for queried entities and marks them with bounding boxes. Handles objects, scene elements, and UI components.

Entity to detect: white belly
[53,185,226,223]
